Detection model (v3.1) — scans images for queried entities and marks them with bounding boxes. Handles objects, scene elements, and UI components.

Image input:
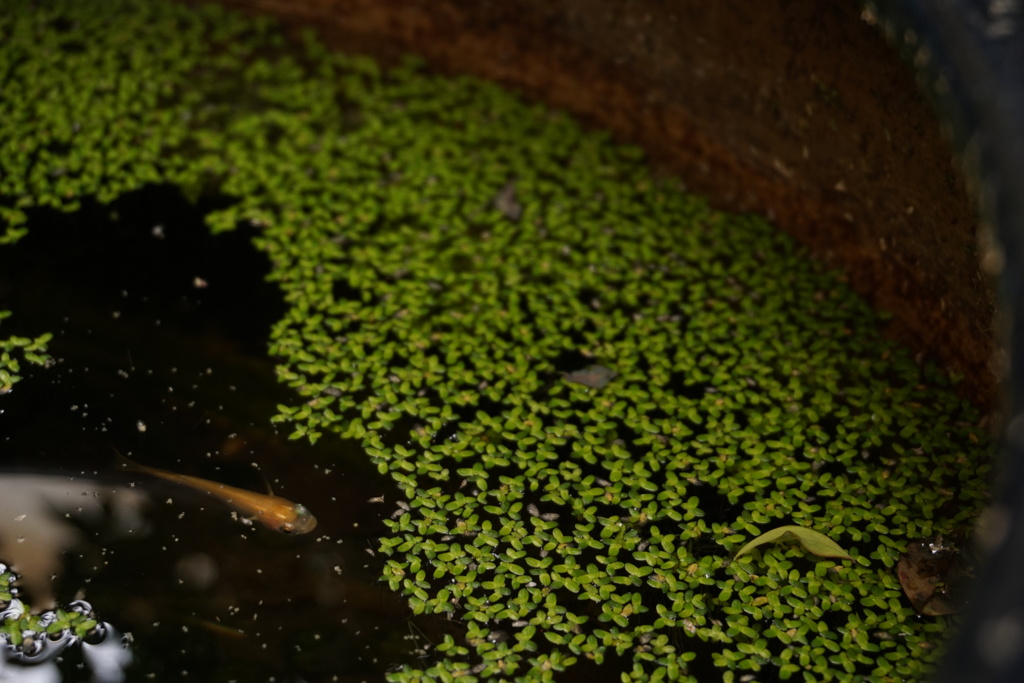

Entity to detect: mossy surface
[0,1,992,680]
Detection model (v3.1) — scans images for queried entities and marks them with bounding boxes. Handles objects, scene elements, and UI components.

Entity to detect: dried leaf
[563,364,617,389]
[734,525,853,561]
[897,535,971,616]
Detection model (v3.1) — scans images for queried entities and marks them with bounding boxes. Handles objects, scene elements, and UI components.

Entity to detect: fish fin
[240,458,276,496]
[256,467,276,496]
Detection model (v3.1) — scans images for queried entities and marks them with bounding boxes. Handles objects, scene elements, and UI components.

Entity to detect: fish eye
[281,523,295,534]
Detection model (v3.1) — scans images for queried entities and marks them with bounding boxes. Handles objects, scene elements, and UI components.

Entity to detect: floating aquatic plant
[734,525,854,562]
[1,565,129,679]
[0,1,992,680]
[0,312,51,393]
[0,564,99,651]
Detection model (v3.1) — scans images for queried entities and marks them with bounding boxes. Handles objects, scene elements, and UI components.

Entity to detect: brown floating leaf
[563,364,617,389]
[734,525,854,561]
[897,534,972,616]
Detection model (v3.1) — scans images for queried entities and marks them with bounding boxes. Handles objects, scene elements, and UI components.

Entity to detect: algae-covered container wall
[0,1,992,681]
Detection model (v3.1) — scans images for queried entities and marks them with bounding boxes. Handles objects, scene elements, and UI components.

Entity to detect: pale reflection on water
[0,475,147,608]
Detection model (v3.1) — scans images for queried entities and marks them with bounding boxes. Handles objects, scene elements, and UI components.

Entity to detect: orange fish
[119,457,317,535]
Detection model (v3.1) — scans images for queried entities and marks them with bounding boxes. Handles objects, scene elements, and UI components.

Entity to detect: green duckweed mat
[0,1,991,680]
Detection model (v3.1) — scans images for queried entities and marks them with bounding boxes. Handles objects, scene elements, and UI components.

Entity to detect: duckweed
[0,0,992,680]
[0,311,52,393]
[1,565,100,649]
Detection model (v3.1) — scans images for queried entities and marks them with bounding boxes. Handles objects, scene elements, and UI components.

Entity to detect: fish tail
[110,444,147,474]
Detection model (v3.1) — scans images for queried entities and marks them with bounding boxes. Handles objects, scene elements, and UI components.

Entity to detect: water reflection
[0,476,147,608]
[81,625,132,683]
[0,623,129,683]
[0,593,129,683]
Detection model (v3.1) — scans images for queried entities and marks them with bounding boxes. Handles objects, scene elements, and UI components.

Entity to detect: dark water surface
[0,186,433,682]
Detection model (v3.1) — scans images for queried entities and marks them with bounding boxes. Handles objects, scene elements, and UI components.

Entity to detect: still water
[0,186,436,682]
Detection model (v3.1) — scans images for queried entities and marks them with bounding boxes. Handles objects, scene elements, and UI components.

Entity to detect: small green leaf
[734,525,853,561]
